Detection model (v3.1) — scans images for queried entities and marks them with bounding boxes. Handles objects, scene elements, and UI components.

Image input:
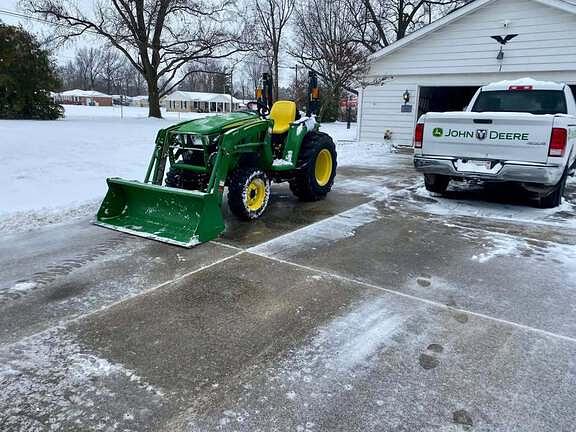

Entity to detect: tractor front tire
[289,132,337,201]
[228,168,271,220]
[165,168,208,191]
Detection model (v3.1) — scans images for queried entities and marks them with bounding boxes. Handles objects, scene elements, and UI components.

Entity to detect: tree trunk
[273,57,279,102]
[147,78,162,118]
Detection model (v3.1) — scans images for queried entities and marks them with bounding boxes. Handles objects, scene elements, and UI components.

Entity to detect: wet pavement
[1,153,576,431]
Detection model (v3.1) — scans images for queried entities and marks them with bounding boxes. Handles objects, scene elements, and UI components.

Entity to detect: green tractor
[95,71,338,247]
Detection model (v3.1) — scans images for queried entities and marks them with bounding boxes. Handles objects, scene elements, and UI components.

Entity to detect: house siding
[360,0,576,146]
[369,0,576,77]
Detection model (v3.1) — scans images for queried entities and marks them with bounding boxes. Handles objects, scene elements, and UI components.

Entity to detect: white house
[164,91,241,113]
[54,89,113,106]
[358,0,576,147]
[131,95,149,107]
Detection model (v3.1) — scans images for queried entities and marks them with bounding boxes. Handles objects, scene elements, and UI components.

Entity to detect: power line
[0,8,99,35]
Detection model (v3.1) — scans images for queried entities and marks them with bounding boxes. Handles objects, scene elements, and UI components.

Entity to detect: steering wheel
[246,100,269,118]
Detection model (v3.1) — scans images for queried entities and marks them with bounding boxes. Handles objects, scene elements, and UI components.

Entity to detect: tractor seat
[269,100,296,134]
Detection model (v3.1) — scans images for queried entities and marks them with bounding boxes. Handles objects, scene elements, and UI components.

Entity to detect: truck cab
[413,78,576,207]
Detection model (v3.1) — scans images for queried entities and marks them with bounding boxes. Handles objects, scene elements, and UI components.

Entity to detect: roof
[368,0,576,63]
[58,89,112,98]
[482,77,566,90]
[164,90,241,103]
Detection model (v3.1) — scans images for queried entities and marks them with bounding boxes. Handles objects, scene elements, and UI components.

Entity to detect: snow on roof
[483,77,565,91]
[58,89,112,98]
[131,95,148,100]
[369,0,576,63]
[164,90,241,103]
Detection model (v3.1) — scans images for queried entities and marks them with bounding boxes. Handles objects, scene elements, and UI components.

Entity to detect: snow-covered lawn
[1,105,373,232]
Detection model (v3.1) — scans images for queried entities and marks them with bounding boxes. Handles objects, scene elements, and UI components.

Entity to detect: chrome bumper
[413,155,564,186]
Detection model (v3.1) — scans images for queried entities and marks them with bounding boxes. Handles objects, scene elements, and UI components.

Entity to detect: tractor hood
[171,111,262,135]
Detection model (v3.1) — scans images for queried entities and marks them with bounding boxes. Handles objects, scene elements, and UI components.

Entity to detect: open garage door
[418,86,479,118]
[570,85,576,99]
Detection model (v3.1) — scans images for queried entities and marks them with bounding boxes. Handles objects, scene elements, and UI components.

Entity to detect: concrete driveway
[1,151,576,431]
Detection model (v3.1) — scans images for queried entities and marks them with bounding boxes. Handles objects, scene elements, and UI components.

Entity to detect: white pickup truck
[413,78,576,207]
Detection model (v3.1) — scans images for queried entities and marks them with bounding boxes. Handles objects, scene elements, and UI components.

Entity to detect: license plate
[455,159,492,172]
[470,160,491,169]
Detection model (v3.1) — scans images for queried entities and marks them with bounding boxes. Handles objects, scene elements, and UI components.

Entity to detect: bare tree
[76,47,104,90]
[291,0,367,120]
[24,0,244,117]
[242,58,267,91]
[100,47,123,95]
[180,60,228,93]
[351,0,469,53]
[250,0,295,101]
[58,47,103,90]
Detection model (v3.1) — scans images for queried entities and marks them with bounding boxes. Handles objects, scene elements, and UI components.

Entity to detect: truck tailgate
[423,112,554,163]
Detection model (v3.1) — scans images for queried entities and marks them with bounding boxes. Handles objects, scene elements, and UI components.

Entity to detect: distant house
[131,95,149,107]
[164,91,241,113]
[54,89,113,107]
[358,0,576,147]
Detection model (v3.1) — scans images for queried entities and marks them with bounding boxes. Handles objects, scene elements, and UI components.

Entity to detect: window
[471,90,567,115]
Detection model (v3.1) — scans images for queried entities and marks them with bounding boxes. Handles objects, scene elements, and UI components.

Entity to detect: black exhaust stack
[307,70,320,116]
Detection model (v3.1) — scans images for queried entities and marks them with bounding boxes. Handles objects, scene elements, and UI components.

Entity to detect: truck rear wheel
[289,132,337,201]
[228,168,271,220]
[538,171,567,209]
[424,174,450,194]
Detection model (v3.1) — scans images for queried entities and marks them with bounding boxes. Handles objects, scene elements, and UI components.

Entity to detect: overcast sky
[1,0,102,63]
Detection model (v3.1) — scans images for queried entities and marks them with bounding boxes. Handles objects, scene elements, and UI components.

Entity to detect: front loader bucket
[95,178,225,247]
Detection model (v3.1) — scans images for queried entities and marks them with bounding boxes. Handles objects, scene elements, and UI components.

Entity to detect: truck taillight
[549,128,567,157]
[509,85,533,90]
[414,123,424,148]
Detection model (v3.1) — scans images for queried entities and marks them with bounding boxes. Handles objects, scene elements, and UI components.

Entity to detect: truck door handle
[473,119,492,124]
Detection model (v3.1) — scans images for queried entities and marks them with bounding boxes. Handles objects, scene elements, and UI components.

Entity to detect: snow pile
[483,77,565,91]
[0,200,100,234]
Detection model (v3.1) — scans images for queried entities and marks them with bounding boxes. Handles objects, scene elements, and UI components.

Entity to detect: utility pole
[229,68,233,112]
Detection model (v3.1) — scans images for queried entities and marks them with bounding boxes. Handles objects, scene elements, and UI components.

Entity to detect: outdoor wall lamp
[496,47,504,60]
[403,90,410,103]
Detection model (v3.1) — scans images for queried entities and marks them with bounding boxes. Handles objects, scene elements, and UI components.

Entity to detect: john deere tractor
[95,71,337,247]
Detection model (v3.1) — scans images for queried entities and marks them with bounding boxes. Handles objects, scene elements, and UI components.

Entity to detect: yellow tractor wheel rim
[315,149,333,187]
[246,178,266,211]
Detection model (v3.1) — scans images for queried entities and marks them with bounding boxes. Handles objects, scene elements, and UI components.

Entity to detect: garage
[358,0,576,147]
[417,86,479,118]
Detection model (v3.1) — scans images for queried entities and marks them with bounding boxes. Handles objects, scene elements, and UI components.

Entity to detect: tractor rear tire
[228,168,271,220]
[165,167,208,191]
[289,132,337,201]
